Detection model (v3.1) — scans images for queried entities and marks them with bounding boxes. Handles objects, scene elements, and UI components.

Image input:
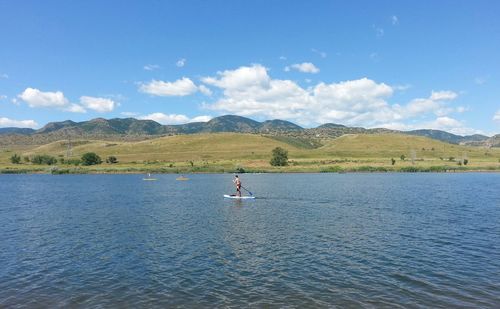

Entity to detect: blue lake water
[1,173,499,307]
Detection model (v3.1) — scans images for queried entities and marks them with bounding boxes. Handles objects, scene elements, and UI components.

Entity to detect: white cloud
[190,115,212,122]
[198,85,212,96]
[144,64,160,71]
[139,113,212,125]
[18,88,68,107]
[80,96,116,113]
[494,110,500,122]
[0,73,8,79]
[0,117,38,128]
[284,62,320,74]
[430,90,458,101]
[64,103,86,113]
[176,58,186,67]
[202,64,468,129]
[279,56,287,60]
[391,15,399,25]
[311,48,327,58]
[0,95,7,100]
[139,78,198,96]
[380,117,481,135]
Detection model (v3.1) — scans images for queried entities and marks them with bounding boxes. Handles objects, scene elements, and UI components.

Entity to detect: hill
[0,115,496,146]
[0,127,36,135]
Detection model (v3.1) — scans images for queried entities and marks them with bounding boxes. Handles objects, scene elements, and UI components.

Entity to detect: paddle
[241,185,253,196]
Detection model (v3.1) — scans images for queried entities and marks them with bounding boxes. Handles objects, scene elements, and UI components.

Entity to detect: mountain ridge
[0,115,494,146]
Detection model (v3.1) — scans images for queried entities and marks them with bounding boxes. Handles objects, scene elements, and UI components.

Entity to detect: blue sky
[0,0,499,135]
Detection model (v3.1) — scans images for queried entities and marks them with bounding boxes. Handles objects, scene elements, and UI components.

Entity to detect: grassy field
[1,133,499,173]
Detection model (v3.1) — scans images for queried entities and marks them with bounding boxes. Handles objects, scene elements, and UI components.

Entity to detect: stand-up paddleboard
[224,194,255,199]
[143,178,157,181]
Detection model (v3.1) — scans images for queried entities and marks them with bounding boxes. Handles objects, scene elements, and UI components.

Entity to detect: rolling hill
[0,114,495,146]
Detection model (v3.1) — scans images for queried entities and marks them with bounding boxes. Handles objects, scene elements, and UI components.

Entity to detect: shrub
[400,154,406,161]
[81,152,102,166]
[10,154,21,164]
[270,147,288,166]
[463,159,468,165]
[23,156,30,163]
[65,158,81,166]
[235,167,246,173]
[106,156,118,164]
[391,158,396,165]
[32,154,58,165]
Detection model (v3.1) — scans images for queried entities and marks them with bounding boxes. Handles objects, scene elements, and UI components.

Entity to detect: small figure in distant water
[233,175,242,197]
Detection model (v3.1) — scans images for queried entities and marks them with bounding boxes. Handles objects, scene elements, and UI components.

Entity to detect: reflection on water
[0,173,499,307]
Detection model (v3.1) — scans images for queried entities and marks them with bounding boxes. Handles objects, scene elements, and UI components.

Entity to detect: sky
[0,0,499,135]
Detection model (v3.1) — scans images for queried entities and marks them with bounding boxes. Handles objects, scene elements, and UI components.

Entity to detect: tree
[10,154,21,164]
[400,154,406,161]
[32,154,57,165]
[391,158,396,165]
[81,152,102,166]
[106,156,118,164]
[270,147,288,166]
[463,159,468,165]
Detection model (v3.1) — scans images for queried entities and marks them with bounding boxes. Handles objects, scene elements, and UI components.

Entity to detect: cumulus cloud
[176,58,186,67]
[202,64,468,129]
[198,85,212,96]
[139,113,212,125]
[494,110,500,122]
[430,90,458,101]
[18,88,68,107]
[139,78,199,96]
[16,88,118,113]
[80,96,116,113]
[190,115,212,122]
[0,117,38,128]
[144,64,160,71]
[64,103,87,113]
[284,62,320,74]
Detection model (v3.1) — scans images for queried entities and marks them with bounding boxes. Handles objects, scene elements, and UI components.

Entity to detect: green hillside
[1,133,499,173]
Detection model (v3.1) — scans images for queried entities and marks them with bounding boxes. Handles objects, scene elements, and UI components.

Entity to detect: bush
[23,156,30,163]
[106,156,118,164]
[81,152,102,166]
[391,158,396,165]
[270,147,288,166]
[400,154,406,161]
[32,154,58,165]
[10,154,21,164]
[463,159,468,165]
[65,158,81,166]
[235,167,246,173]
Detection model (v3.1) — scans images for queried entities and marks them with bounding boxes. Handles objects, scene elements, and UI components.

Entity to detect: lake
[1,173,499,307]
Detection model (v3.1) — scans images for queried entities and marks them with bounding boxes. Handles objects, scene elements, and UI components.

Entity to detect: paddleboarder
[233,175,242,197]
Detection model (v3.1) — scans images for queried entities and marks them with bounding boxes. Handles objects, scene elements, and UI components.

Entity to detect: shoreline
[1,165,499,175]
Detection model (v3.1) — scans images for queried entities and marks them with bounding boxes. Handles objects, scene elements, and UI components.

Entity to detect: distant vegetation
[32,154,58,165]
[81,152,102,166]
[0,132,499,174]
[10,154,21,164]
[270,147,289,166]
[106,156,118,164]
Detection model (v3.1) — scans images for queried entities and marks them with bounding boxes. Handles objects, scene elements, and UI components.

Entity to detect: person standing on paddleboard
[233,175,242,197]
